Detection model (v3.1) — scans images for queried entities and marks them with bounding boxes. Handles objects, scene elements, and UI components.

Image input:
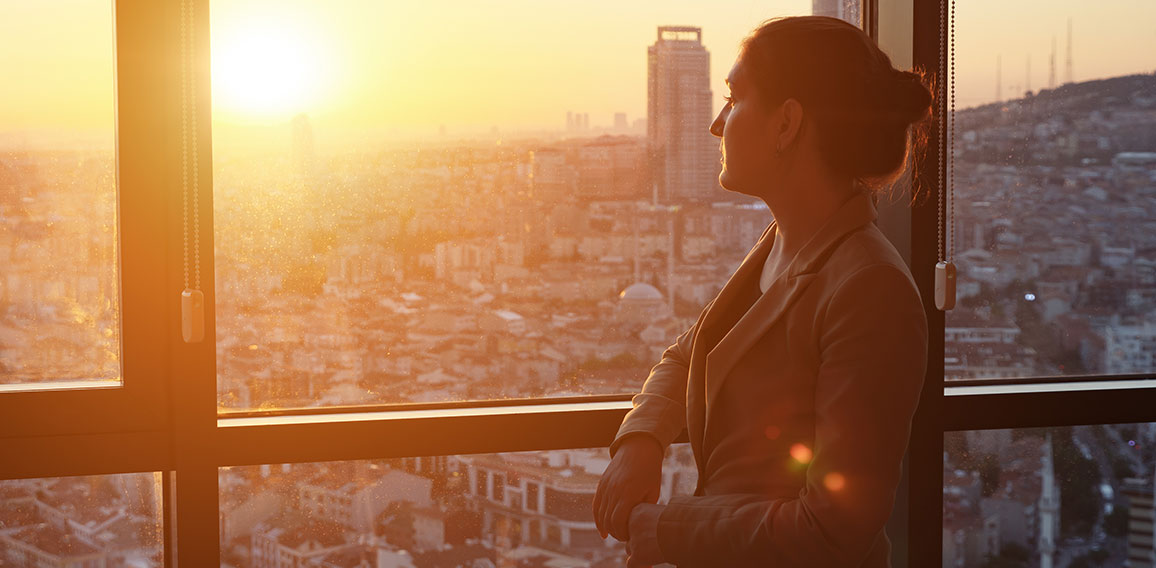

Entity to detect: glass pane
[945,1,1156,381]
[211,2,821,410]
[944,424,1156,567]
[220,445,695,566]
[0,2,120,387]
[0,473,163,567]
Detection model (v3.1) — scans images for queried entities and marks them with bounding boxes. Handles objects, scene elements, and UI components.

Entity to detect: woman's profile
[593,16,933,567]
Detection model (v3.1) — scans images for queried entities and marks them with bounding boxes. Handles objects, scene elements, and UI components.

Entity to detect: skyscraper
[812,0,861,26]
[647,26,719,203]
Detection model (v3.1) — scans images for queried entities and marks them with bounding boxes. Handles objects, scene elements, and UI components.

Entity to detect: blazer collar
[702,192,878,426]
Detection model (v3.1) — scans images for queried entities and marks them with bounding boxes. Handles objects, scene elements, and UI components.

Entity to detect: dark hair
[740,16,933,192]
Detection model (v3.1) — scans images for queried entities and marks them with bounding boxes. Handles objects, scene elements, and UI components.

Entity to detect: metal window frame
[5,2,1156,567]
[0,0,173,441]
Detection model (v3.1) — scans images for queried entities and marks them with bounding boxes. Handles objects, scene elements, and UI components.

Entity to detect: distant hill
[954,72,1156,165]
[962,72,1156,117]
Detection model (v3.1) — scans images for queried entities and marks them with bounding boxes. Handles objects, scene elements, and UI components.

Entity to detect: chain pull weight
[935,0,957,311]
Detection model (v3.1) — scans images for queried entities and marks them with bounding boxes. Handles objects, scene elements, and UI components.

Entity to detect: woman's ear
[777,98,804,152]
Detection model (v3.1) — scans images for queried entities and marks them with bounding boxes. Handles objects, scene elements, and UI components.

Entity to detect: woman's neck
[764,176,855,261]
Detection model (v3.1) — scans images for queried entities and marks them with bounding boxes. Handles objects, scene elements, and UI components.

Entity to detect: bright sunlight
[211,18,333,123]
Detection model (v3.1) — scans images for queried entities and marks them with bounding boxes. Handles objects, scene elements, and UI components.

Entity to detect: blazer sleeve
[654,264,928,566]
[609,300,713,456]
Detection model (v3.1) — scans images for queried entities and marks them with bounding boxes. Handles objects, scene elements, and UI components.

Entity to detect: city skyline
[4,0,1156,149]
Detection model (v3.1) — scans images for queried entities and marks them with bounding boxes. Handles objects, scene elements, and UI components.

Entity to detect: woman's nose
[709,108,726,137]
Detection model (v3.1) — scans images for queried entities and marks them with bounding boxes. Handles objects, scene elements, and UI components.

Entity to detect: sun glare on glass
[211,21,332,123]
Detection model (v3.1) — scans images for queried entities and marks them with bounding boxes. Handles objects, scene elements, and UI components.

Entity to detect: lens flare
[790,443,813,464]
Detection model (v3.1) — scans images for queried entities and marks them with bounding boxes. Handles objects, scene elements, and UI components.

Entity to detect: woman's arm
[611,305,707,454]
[651,264,928,566]
[594,301,712,541]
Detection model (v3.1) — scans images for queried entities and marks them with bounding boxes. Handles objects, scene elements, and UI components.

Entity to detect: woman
[593,16,932,567]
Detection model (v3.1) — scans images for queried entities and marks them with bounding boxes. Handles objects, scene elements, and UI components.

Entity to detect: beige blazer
[612,193,928,567]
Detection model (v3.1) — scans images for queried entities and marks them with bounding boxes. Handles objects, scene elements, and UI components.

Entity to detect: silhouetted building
[613,112,628,131]
[647,26,718,203]
[1123,477,1155,568]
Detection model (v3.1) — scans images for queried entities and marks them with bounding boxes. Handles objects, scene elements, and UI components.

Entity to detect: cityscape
[3,4,1156,567]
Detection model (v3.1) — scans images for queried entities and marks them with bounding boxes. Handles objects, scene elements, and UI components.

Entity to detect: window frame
[0,0,174,459]
[4,1,1156,567]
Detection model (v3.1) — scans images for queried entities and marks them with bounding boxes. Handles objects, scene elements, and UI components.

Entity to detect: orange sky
[2,0,1155,148]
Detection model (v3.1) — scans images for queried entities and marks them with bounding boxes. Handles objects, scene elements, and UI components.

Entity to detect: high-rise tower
[648,26,718,203]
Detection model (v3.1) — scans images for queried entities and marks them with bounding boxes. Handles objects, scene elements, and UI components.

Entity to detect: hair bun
[890,70,933,124]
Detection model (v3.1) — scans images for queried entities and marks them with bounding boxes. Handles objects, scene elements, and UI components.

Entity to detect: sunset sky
[2,0,1154,147]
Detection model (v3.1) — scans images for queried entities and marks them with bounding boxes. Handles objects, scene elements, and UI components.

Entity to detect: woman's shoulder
[813,225,928,338]
[823,224,918,289]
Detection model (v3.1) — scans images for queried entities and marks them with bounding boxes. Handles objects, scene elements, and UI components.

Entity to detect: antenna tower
[995,55,1002,102]
[1065,18,1074,84]
[1049,37,1057,89]
[1026,54,1032,94]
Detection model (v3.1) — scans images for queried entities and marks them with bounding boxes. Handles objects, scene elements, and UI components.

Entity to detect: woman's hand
[593,435,664,541]
[626,503,666,568]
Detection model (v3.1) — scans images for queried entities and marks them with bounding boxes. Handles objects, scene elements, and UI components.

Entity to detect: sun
[211,20,332,123]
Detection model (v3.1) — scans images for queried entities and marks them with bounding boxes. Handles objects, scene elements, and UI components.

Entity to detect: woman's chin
[719,174,765,200]
[718,172,744,194]
[718,171,735,191]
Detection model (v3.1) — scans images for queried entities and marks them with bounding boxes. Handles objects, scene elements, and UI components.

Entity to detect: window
[209,0,819,412]
[6,1,1152,566]
[0,474,163,567]
[945,423,1156,567]
[943,1,1156,382]
[931,0,1156,565]
[220,447,695,566]
[0,0,171,446]
[0,2,119,391]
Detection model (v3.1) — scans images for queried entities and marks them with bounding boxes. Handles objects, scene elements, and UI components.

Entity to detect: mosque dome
[619,282,664,302]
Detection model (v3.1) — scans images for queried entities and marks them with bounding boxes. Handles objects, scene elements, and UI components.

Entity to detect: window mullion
[215,402,632,467]
[902,0,946,565]
[944,384,1156,431]
[164,0,220,564]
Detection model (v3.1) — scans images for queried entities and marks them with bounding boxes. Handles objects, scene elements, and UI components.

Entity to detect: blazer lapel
[696,222,776,333]
[686,223,775,471]
[702,193,878,434]
[703,272,816,421]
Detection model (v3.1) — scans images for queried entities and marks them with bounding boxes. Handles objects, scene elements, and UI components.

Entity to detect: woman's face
[710,59,779,197]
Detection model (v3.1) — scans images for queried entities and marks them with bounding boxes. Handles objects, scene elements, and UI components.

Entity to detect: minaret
[1038,433,1059,568]
[632,210,641,284]
[666,210,676,313]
